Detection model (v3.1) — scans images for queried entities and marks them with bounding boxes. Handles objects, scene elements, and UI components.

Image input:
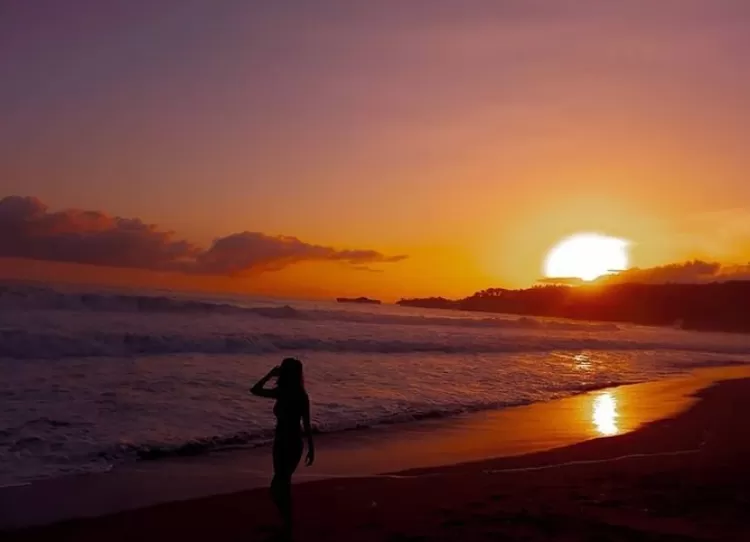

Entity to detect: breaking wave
[0,283,298,317]
[2,328,750,360]
[0,283,619,333]
[92,381,626,465]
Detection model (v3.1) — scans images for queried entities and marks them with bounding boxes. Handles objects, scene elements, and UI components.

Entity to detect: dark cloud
[0,196,406,275]
[601,260,750,284]
[195,232,405,276]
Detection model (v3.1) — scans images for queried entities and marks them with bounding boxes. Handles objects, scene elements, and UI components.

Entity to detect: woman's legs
[271,437,303,536]
[270,473,292,531]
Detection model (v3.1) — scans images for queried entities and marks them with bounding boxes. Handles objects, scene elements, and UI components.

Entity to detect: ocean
[2,282,750,488]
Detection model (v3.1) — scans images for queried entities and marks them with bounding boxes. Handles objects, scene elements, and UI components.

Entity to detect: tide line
[230,446,703,481]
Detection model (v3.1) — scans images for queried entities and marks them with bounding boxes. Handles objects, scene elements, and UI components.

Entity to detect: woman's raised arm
[250,366,280,399]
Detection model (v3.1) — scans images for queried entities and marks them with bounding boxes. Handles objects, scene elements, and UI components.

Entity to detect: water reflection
[574,353,592,370]
[592,392,618,436]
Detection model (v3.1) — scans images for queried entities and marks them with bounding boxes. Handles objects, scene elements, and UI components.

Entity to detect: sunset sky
[2,1,750,299]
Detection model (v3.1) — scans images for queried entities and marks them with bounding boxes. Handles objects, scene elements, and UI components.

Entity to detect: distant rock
[336,297,382,305]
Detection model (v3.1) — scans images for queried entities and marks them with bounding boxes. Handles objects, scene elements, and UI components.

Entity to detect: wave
[0,283,279,316]
[0,283,618,333]
[0,417,75,443]
[306,312,619,332]
[101,430,277,461]
[93,380,630,465]
[2,327,749,360]
[3,360,745,486]
[3,380,632,480]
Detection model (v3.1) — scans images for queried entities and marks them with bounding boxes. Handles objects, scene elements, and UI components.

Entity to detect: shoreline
[3,365,750,534]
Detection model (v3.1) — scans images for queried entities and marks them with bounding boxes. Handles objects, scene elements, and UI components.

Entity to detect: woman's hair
[277,357,304,393]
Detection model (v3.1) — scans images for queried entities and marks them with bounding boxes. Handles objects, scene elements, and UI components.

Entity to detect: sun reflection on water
[592,392,618,436]
[574,353,592,370]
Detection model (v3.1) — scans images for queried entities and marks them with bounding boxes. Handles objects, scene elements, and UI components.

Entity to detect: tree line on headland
[397,281,750,333]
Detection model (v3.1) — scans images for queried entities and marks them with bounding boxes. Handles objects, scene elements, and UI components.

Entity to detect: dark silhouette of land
[398,281,750,333]
[336,297,382,305]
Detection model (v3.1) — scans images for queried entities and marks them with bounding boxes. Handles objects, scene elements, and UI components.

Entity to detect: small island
[336,297,382,305]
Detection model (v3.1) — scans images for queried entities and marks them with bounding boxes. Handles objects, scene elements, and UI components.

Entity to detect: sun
[544,233,628,282]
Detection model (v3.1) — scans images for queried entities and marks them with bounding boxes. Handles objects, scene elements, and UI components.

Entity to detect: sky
[2,1,750,299]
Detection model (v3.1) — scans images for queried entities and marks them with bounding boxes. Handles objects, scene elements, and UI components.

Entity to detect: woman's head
[277,357,304,392]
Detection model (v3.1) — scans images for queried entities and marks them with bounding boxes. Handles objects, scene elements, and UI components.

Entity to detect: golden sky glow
[2,3,750,299]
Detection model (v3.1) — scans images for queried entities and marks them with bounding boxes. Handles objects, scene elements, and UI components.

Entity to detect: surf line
[234,447,703,481]
[482,447,701,475]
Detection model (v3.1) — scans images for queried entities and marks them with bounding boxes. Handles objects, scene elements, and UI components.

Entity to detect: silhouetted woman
[251,358,315,538]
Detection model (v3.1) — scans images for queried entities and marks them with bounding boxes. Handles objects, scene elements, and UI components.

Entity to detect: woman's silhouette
[251,358,315,537]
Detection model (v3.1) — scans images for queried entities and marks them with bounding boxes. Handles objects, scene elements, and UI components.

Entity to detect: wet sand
[4,366,750,540]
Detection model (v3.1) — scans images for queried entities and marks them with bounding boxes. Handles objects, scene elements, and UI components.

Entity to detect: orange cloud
[0,196,406,275]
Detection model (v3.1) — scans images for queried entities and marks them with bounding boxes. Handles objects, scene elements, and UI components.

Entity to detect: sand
[5,371,750,541]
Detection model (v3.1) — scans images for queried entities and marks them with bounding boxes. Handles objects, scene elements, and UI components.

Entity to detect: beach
[4,366,749,541]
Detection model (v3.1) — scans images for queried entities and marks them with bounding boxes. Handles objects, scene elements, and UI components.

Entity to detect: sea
[2,281,750,488]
